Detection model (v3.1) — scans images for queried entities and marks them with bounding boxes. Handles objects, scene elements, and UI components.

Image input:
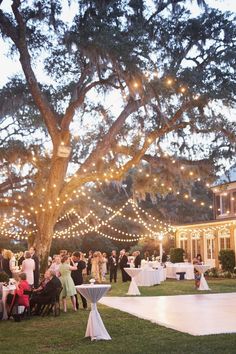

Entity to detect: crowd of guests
[0,247,40,288]
[0,247,144,317]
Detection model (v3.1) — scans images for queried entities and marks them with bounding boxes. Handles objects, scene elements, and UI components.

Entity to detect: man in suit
[29,247,40,288]
[86,250,93,275]
[0,248,4,271]
[109,250,118,283]
[119,249,130,282]
[161,249,168,264]
[134,251,141,268]
[30,269,61,314]
[71,251,87,310]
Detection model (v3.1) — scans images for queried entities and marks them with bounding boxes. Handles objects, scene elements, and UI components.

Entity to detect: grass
[1,274,236,354]
[108,276,236,297]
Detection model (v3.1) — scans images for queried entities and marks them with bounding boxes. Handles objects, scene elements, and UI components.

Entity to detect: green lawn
[1,275,236,354]
[108,276,236,297]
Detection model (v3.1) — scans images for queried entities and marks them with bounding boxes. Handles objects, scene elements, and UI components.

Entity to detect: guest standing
[0,248,4,271]
[109,250,118,283]
[119,249,129,282]
[70,251,87,310]
[29,247,40,288]
[17,251,25,268]
[86,250,93,275]
[2,250,14,278]
[59,255,77,312]
[101,253,108,281]
[161,249,168,264]
[91,251,103,283]
[22,251,35,287]
[134,251,141,268]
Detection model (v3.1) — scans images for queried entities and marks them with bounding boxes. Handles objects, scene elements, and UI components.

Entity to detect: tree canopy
[0,0,236,267]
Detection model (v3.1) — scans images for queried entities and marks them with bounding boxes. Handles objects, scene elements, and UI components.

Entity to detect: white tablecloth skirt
[166,263,194,280]
[76,284,111,340]
[1,285,16,320]
[136,268,161,286]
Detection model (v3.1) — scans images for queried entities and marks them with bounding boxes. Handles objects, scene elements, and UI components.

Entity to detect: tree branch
[0,1,60,145]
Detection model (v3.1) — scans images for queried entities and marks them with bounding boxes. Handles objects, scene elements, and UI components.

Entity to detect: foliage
[207,267,236,279]
[218,249,236,272]
[206,267,219,278]
[0,239,27,253]
[129,244,143,255]
[170,247,185,263]
[133,237,160,257]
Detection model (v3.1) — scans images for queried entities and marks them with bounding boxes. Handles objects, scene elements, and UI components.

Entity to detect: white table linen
[124,268,142,295]
[194,264,211,291]
[141,260,160,269]
[135,268,161,286]
[76,284,111,341]
[166,263,194,280]
[1,285,16,320]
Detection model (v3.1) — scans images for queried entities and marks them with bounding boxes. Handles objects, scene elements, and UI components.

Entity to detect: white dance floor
[99,293,236,336]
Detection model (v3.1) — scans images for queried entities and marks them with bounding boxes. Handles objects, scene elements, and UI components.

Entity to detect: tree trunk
[34,149,70,273]
[34,219,54,274]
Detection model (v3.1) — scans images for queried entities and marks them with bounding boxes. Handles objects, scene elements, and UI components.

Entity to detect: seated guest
[33,273,50,293]
[30,269,62,314]
[15,272,31,308]
[6,273,31,319]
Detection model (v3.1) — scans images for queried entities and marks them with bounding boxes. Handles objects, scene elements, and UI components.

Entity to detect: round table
[76,284,111,341]
[194,264,211,290]
[124,268,142,295]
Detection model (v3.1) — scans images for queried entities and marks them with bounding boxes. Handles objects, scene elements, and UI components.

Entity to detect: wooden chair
[40,286,63,317]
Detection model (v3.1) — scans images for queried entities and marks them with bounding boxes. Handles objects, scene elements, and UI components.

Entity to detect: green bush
[170,248,184,263]
[219,249,235,272]
[207,267,219,278]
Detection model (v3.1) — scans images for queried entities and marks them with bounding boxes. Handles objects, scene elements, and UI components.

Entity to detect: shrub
[207,267,219,278]
[218,249,235,272]
[170,248,184,263]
